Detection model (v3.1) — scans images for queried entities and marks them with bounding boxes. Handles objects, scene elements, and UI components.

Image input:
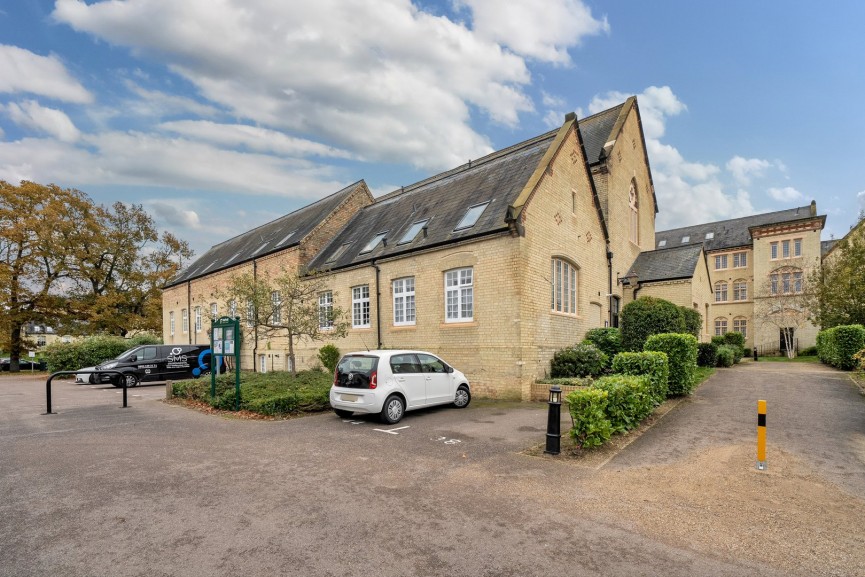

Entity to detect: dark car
[1,358,45,371]
[95,344,222,387]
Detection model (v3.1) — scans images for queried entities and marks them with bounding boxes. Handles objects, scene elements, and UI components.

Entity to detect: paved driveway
[1,364,863,577]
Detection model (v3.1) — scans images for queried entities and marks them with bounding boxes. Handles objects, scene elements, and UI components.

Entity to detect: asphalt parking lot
[1,363,864,577]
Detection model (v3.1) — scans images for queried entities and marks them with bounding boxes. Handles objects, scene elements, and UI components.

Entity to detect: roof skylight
[325,243,352,264]
[359,232,388,254]
[705,232,715,240]
[658,240,667,247]
[277,231,296,246]
[454,202,490,231]
[681,236,690,243]
[398,219,430,245]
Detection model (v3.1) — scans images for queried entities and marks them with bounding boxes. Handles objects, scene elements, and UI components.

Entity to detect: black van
[94,345,221,387]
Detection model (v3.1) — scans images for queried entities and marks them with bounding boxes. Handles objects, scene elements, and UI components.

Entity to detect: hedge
[565,388,612,449]
[591,374,654,434]
[716,345,736,367]
[43,334,162,373]
[620,296,684,352]
[611,351,669,405]
[551,342,608,378]
[817,325,865,370]
[697,342,719,367]
[679,307,702,339]
[583,328,621,369]
[644,333,698,396]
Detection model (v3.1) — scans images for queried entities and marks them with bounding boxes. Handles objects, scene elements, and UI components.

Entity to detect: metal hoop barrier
[44,370,129,415]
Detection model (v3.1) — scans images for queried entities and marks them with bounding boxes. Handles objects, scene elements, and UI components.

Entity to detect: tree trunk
[8,323,22,372]
[288,335,297,378]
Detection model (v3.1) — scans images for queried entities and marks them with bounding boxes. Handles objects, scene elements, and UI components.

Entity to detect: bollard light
[544,385,562,455]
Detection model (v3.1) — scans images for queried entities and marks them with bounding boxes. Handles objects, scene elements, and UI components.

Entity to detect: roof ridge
[657,205,815,235]
[207,180,365,250]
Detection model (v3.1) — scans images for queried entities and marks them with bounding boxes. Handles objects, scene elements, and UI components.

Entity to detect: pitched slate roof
[166,181,367,287]
[821,239,838,258]
[579,103,625,164]
[654,205,821,252]
[307,131,558,271]
[626,244,704,283]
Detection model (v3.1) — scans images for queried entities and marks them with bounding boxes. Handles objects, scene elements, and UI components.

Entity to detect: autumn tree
[753,266,813,358]
[806,225,865,328]
[217,268,349,376]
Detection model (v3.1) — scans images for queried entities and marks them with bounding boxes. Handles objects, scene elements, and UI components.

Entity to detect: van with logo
[94,344,220,387]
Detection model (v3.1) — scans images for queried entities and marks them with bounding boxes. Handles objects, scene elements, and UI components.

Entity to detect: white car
[330,350,471,424]
[75,367,97,384]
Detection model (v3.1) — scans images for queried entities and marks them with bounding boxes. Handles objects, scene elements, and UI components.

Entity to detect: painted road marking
[373,426,410,435]
[342,420,364,425]
[432,436,462,445]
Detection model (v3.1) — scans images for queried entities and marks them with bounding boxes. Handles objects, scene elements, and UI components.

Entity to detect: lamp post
[544,385,562,455]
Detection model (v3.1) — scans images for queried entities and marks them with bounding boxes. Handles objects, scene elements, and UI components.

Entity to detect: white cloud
[51,0,598,170]
[0,44,92,103]
[457,0,608,64]
[767,186,804,202]
[149,200,202,230]
[726,156,770,186]
[543,110,564,129]
[4,100,81,142]
[122,80,220,118]
[589,85,686,140]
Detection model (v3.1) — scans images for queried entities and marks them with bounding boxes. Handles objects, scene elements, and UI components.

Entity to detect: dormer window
[681,236,690,243]
[398,219,430,245]
[360,232,388,254]
[454,202,490,231]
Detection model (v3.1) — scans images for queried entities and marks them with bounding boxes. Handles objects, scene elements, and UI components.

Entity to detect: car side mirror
[129,355,137,362]
[446,365,454,373]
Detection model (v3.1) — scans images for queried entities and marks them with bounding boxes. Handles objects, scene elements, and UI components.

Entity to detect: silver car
[329,350,471,424]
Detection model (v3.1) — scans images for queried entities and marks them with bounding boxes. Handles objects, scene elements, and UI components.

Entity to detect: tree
[807,229,865,328]
[0,181,192,370]
[753,267,813,358]
[217,268,349,376]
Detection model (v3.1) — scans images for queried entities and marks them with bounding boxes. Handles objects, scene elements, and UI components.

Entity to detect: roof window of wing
[325,243,352,264]
[454,201,490,231]
[397,219,430,245]
[658,240,667,247]
[359,231,388,254]
[681,235,690,243]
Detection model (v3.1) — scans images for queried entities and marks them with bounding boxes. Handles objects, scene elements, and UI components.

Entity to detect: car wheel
[453,385,471,408]
[380,394,405,424]
[334,409,354,419]
[123,373,140,388]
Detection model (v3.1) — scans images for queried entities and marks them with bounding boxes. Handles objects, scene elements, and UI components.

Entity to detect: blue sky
[1,0,863,257]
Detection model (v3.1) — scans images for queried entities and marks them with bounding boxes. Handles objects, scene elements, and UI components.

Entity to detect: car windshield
[115,347,141,361]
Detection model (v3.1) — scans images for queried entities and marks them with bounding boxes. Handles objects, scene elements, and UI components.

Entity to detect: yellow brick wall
[706,247,754,347]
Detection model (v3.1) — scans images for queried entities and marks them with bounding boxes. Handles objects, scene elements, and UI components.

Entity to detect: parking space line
[373,425,410,435]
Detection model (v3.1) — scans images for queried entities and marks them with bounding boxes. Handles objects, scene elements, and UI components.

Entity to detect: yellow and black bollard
[756,400,767,470]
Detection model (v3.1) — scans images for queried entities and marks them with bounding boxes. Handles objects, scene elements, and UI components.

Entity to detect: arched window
[551,257,578,314]
[733,317,748,338]
[714,281,728,302]
[628,181,639,244]
[714,317,728,336]
[769,267,803,295]
[733,279,748,301]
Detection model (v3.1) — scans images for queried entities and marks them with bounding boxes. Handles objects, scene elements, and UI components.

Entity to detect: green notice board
[211,316,241,410]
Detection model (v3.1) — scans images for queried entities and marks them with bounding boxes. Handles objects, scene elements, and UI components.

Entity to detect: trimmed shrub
[611,351,669,405]
[743,347,752,358]
[583,328,621,369]
[711,335,726,346]
[644,333,698,396]
[620,296,685,352]
[817,325,865,370]
[854,348,865,371]
[679,306,702,339]
[697,342,719,368]
[722,332,745,348]
[536,377,594,387]
[716,345,736,367]
[592,375,653,434]
[551,343,608,378]
[43,335,161,373]
[317,344,341,373]
[566,388,612,449]
[799,346,817,357]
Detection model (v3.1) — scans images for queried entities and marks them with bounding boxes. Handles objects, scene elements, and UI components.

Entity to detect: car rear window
[335,355,379,388]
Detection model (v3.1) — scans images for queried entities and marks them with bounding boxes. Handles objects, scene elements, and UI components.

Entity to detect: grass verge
[755,355,819,363]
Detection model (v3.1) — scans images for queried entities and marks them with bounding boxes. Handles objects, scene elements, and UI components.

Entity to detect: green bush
[854,348,865,371]
[644,333,698,396]
[591,374,654,434]
[743,347,752,357]
[172,370,332,415]
[535,377,594,387]
[817,325,865,370]
[722,332,745,348]
[711,335,726,346]
[317,344,341,373]
[565,388,612,449]
[620,296,685,352]
[679,307,702,339]
[716,345,735,367]
[583,328,621,369]
[43,335,161,373]
[799,346,817,357]
[611,351,669,405]
[697,342,719,367]
[551,343,608,378]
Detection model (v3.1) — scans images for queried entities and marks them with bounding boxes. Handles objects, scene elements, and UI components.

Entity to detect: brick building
[163,97,826,397]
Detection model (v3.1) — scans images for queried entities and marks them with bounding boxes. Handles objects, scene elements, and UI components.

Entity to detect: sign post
[211,316,242,411]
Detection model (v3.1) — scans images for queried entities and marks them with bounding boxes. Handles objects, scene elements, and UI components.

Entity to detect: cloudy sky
[1,0,863,256]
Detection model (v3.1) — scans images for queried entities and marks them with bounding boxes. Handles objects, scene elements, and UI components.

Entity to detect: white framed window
[628,182,639,244]
[445,268,473,322]
[319,291,334,329]
[352,285,370,328]
[714,254,728,270]
[794,238,802,256]
[271,291,281,324]
[714,318,728,336]
[733,318,748,338]
[733,252,747,268]
[551,258,578,314]
[771,242,778,259]
[770,268,803,295]
[229,299,237,319]
[169,311,175,336]
[182,309,188,333]
[393,277,416,326]
[210,302,218,319]
[793,271,803,292]
[782,240,790,258]
[770,274,779,295]
[733,280,748,301]
[714,281,728,302]
[194,306,202,333]
[246,300,254,327]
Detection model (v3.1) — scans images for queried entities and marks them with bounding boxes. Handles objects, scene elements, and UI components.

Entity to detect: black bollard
[544,386,562,455]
